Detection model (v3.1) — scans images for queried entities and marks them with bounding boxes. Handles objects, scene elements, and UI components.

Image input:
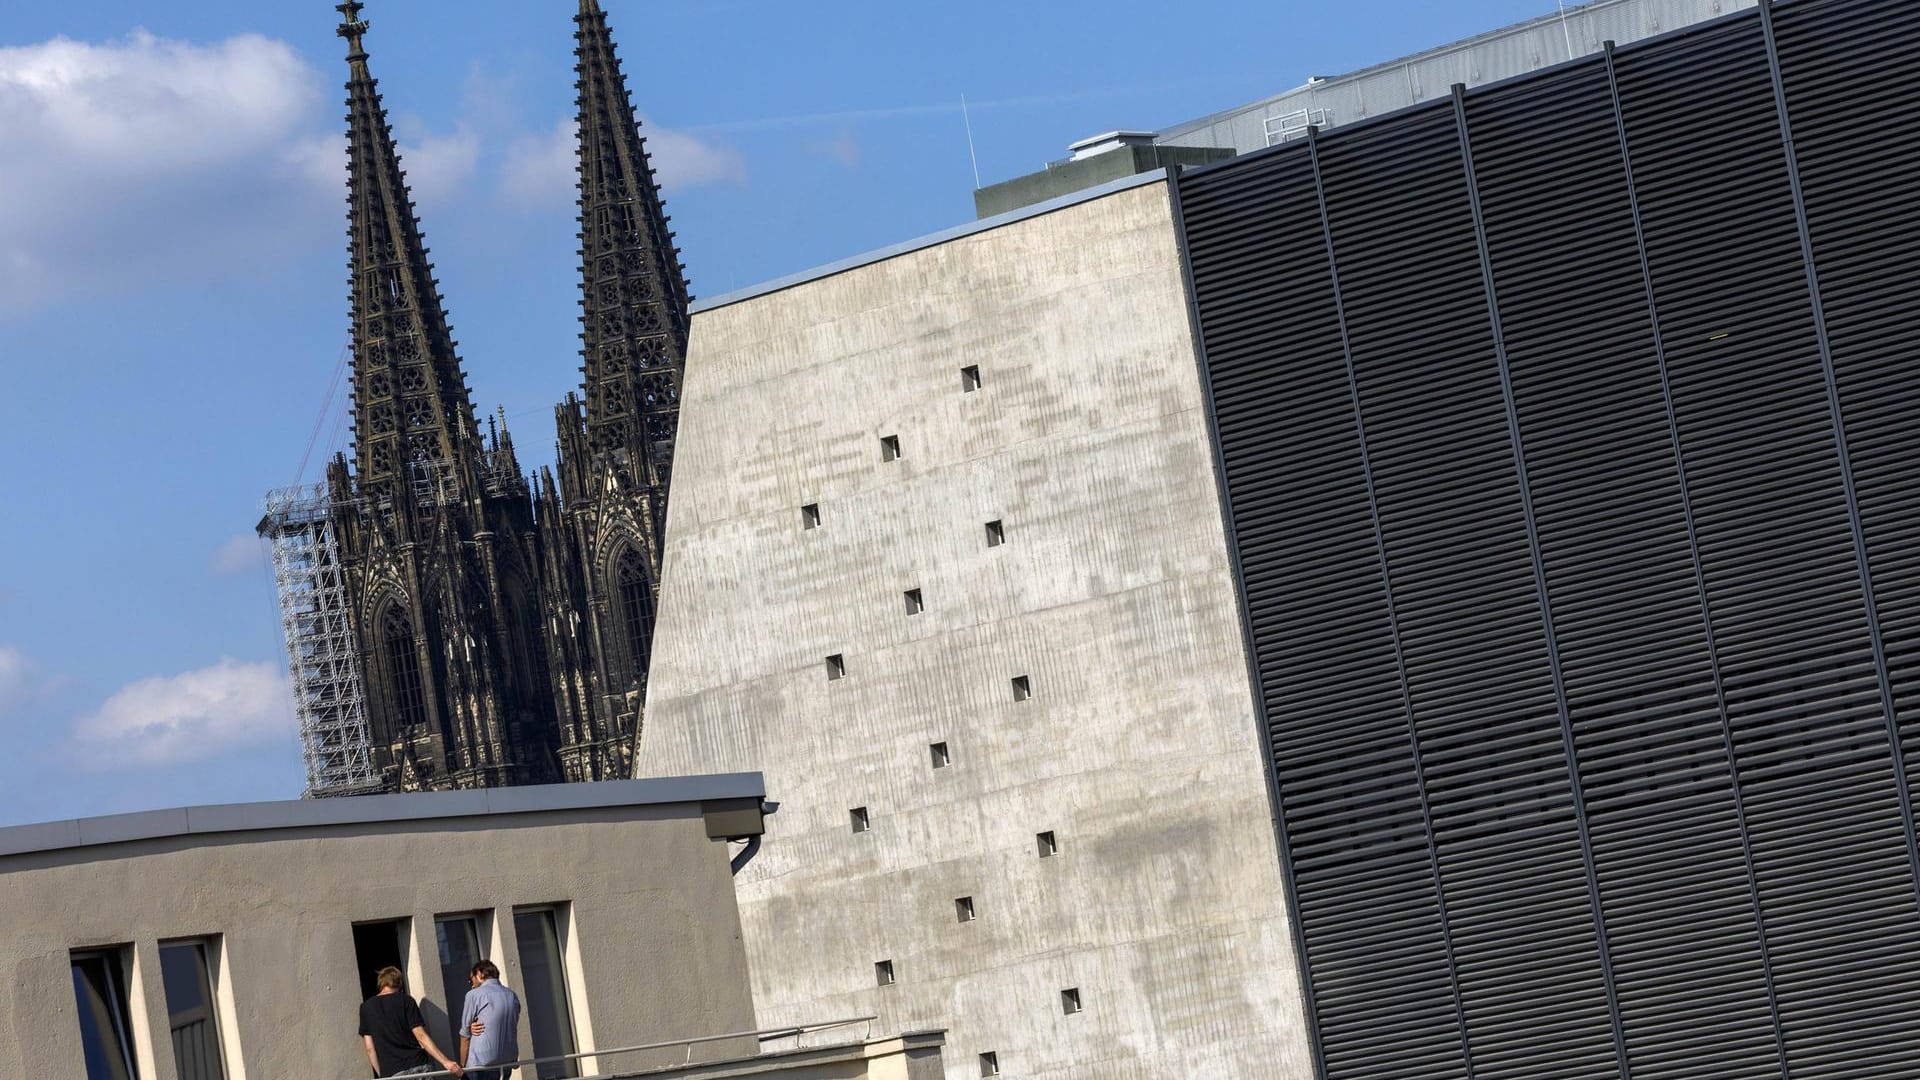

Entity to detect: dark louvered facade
[1175,0,1920,1076]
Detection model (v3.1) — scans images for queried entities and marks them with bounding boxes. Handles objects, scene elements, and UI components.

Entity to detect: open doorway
[352,919,409,1001]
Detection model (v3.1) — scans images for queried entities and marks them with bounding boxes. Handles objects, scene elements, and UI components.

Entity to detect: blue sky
[0,0,1555,826]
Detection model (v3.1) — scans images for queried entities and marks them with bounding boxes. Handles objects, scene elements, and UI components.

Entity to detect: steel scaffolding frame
[262,482,380,796]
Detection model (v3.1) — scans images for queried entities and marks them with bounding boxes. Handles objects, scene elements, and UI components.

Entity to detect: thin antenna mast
[1558,0,1577,59]
[961,93,982,189]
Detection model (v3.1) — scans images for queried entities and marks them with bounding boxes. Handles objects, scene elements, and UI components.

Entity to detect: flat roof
[689,168,1171,315]
[1156,0,1721,141]
[0,773,765,859]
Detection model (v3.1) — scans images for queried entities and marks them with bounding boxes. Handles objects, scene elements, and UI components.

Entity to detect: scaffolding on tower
[261,482,381,797]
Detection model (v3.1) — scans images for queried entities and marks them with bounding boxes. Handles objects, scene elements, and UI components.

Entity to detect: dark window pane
[382,606,427,729]
[71,952,139,1080]
[160,943,225,1080]
[514,910,578,1079]
[616,547,654,675]
[436,917,482,1046]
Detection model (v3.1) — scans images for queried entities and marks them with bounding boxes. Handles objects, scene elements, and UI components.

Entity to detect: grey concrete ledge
[689,168,1171,315]
[0,773,765,860]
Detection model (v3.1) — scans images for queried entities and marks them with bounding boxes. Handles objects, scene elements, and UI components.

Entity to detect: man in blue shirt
[459,960,523,1080]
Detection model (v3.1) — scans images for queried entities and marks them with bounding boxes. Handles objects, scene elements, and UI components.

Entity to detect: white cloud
[501,116,744,208]
[209,532,267,578]
[0,31,333,311]
[807,129,862,171]
[500,119,574,205]
[0,646,40,714]
[70,658,293,769]
[648,121,748,190]
[392,114,481,209]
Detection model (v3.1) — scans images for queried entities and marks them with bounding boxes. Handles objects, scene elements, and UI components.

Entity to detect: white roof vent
[1066,130,1158,161]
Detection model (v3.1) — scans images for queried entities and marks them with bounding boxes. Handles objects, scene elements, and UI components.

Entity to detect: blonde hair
[376,966,405,991]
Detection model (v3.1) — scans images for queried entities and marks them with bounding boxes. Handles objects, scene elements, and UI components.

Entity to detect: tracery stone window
[383,604,428,730]
[614,546,653,678]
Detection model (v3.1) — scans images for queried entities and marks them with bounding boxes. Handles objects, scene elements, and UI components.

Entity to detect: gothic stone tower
[268,0,686,794]
[534,0,691,783]
[324,2,559,791]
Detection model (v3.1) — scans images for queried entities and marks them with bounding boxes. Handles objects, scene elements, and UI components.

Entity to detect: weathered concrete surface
[0,792,758,1078]
[642,181,1313,1079]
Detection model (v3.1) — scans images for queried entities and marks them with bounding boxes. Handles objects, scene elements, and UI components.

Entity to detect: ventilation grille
[1178,0,1920,1075]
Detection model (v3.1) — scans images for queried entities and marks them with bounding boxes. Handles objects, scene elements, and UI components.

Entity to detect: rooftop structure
[1160,0,1758,152]
[3,775,944,1077]
[980,0,1760,216]
[646,0,1920,1076]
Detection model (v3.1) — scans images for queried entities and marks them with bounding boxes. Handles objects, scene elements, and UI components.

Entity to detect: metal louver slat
[1317,104,1620,1080]
[1180,146,1470,1080]
[1616,9,1920,1074]
[1464,46,1782,1080]
[1174,1,1920,1077]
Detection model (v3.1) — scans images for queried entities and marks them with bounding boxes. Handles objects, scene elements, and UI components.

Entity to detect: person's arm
[458,994,482,1065]
[361,1034,381,1078]
[411,1025,462,1076]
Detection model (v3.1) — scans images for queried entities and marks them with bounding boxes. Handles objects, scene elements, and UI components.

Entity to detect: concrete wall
[642,180,1314,1079]
[0,797,758,1077]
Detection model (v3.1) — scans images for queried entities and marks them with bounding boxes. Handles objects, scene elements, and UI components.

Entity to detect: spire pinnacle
[336,1,369,61]
[572,0,690,512]
[339,0,481,511]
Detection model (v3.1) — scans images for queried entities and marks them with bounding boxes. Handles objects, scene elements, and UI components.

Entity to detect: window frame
[434,912,492,1051]
[512,905,583,1080]
[158,938,229,1080]
[70,946,142,1080]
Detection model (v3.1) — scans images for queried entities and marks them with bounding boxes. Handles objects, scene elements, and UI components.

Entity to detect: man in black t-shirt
[357,966,463,1077]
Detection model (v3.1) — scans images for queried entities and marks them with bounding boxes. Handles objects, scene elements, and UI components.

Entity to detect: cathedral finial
[337,1,370,61]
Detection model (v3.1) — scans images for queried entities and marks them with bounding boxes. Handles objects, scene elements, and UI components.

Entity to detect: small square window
[930,741,950,769]
[980,1051,1001,1076]
[961,365,982,392]
[826,654,846,681]
[1037,830,1058,857]
[876,959,895,986]
[956,895,976,922]
[880,435,901,462]
[801,503,821,530]
[985,519,1006,547]
[1061,987,1082,1015]
[851,806,870,834]
[904,588,924,616]
[1011,675,1032,701]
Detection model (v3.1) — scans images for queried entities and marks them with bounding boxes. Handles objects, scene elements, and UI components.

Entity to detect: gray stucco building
[4,777,947,1079]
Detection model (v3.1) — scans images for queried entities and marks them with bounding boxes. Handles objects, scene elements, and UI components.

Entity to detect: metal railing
[380,1015,877,1079]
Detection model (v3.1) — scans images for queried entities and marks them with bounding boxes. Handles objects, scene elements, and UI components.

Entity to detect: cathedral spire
[573,0,690,510]
[340,1,481,510]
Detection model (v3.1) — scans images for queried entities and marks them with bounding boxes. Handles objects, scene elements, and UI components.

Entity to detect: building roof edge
[0,773,766,860]
[689,169,1172,316]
